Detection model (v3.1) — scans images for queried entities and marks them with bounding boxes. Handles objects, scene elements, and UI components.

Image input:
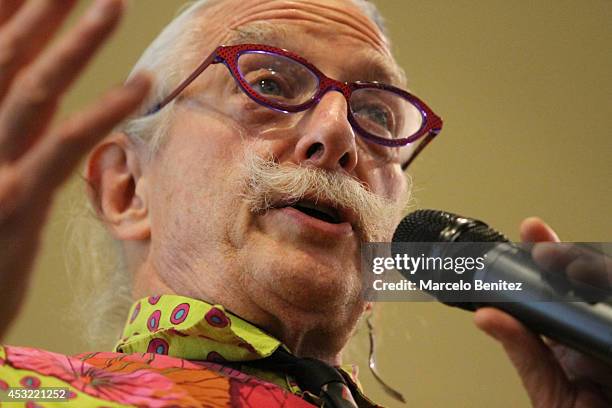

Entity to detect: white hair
[67,0,390,350]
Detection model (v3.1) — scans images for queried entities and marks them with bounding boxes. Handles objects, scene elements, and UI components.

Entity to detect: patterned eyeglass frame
[146,44,444,170]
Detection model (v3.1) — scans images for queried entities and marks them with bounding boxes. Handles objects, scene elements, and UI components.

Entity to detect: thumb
[474,307,574,407]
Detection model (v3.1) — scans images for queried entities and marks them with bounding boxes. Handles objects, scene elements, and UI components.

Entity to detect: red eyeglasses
[147,44,443,170]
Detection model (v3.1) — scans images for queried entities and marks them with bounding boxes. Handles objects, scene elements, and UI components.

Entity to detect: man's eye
[255,78,283,96]
[246,69,294,100]
[355,105,393,131]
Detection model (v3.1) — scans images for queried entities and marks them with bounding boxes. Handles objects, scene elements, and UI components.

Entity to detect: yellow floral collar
[114,295,367,401]
[115,294,281,362]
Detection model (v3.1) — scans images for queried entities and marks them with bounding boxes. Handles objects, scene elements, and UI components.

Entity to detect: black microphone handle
[393,209,612,364]
[464,243,612,364]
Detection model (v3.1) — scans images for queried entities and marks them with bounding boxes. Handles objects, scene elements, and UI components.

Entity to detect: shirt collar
[114,295,372,404]
[115,294,281,362]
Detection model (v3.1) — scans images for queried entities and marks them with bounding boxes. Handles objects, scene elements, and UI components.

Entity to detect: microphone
[392,209,612,364]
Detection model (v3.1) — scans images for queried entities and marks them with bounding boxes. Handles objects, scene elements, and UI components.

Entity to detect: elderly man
[0,0,609,407]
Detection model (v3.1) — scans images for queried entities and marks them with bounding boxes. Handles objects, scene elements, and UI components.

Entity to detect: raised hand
[0,0,151,339]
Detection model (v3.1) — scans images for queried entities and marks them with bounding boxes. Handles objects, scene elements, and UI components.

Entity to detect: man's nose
[294,91,358,172]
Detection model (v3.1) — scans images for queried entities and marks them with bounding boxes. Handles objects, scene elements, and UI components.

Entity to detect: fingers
[0,0,25,27]
[16,73,152,204]
[520,217,560,243]
[522,217,612,292]
[565,254,612,288]
[547,339,612,387]
[532,243,612,288]
[0,0,79,101]
[474,307,574,407]
[0,0,125,163]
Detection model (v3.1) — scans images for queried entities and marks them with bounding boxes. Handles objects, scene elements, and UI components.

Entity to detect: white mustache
[240,153,410,242]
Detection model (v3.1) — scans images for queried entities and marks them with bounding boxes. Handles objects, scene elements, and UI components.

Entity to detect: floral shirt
[0,295,379,407]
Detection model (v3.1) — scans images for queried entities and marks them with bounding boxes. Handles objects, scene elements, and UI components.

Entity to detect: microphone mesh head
[456,223,510,243]
[392,209,509,243]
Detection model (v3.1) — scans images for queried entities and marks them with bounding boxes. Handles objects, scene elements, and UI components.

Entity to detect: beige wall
[4,1,611,407]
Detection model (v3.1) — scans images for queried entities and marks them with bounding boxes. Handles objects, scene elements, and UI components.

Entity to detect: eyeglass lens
[237,51,319,107]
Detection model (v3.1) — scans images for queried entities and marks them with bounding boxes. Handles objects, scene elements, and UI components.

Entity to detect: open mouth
[287,200,342,224]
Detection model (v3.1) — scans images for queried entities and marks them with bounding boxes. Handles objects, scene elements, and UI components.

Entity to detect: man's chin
[244,241,363,313]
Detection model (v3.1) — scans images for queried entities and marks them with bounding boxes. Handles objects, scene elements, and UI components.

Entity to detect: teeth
[294,200,338,221]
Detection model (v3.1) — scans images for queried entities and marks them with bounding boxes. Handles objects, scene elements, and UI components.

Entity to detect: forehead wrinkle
[224,21,293,45]
[237,0,386,47]
[230,13,387,58]
[188,1,405,86]
[230,14,380,55]
[225,22,406,87]
[211,0,388,53]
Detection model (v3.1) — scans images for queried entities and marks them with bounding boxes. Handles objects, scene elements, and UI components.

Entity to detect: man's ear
[85,132,150,241]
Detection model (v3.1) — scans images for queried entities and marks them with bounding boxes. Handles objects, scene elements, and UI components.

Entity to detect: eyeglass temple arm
[401,129,441,171]
[145,48,222,116]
